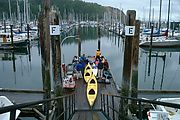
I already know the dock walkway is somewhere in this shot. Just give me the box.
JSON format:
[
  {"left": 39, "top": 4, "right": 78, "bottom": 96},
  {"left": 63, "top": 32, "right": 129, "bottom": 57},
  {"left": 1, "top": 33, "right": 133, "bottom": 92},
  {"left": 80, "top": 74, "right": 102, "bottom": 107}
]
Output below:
[{"left": 65, "top": 71, "right": 119, "bottom": 120}]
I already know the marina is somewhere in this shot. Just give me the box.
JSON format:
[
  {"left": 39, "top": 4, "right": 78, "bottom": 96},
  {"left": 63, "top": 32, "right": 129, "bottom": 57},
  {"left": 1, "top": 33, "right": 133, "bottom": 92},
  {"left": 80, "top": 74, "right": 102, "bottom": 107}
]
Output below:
[{"left": 0, "top": 0, "right": 180, "bottom": 120}]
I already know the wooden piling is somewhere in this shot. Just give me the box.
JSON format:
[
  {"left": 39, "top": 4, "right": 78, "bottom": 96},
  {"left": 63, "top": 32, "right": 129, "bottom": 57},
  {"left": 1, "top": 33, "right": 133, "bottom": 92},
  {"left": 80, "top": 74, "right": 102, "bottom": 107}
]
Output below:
[
  {"left": 12, "top": 51, "right": 16, "bottom": 72},
  {"left": 4, "top": 20, "right": 6, "bottom": 33},
  {"left": 97, "top": 24, "right": 101, "bottom": 50},
  {"left": 121, "top": 10, "right": 136, "bottom": 98},
  {"left": 39, "top": 0, "right": 51, "bottom": 119},
  {"left": 10, "top": 25, "right": 14, "bottom": 48},
  {"left": 148, "top": 25, "right": 154, "bottom": 76},
  {"left": 50, "top": 11, "right": 64, "bottom": 119},
  {"left": 27, "top": 24, "right": 30, "bottom": 40},
  {"left": 38, "top": 12, "right": 45, "bottom": 89},
  {"left": 120, "top": 10, "right": 136, "bottom": 119},
  {"left": 27, "top": 24, "right": 31, "bottom": 62},
  {"left": 78, "top": 23, "right": 81, "bottom": 57},
  {"left": 130, "top": 20, "right": 140, "bottom": 114}
]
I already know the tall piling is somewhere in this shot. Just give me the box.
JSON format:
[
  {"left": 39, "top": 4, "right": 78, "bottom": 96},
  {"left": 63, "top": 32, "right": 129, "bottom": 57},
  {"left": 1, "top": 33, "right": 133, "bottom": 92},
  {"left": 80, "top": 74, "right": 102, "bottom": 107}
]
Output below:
[
  {"left": 10, "top": 25, "right": 14, "bottom": 48},
  {"left": 38, "top": 0, "right": 51, "bottom": 119},
  {"left": 148, "top": 24, "right": 154, "bottom": 76},
  {"left": 4, "top": 20, "right": 6, "bottom": 33},
  {"left": 130, "top": 20, "right": 140, "bottom": 114},
  {"left": 97, "top": 23, "right": 101, "bottom": 50},
  {"left": 120, "top": 10, "right": 136, "bottom": 119},
  {"left": 78, "top": 23, "right": 81, "bottom": 57},
  {"left": 27, "top": 24, "right": 31, "bottom": 62},
  {"left": 50, "top": 11, "right": 64, "bottom": 119}
]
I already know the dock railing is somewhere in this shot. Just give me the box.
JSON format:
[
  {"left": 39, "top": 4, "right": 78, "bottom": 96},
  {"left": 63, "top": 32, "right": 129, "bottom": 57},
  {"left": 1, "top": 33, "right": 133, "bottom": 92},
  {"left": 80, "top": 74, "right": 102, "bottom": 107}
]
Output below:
[
  {"left": 101, "top": 93, "right": 180, "bottom": 120},
  {"left": 0, "top": 93, "right": 75, "bottom": 120}
]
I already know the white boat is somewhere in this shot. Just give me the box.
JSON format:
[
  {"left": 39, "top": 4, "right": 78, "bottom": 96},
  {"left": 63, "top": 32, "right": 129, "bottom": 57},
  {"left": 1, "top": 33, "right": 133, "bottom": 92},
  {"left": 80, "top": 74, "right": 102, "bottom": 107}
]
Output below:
[
  {"left": 63, "top": 75, "right": 75, "bottom": 89},
  {"left": 0, "top": 96, "right": 21, "bottom": 120},
  {"left": 139, "top": 37, "right": 180, "bottom": 48},
  {"left": 0, "top": 33, "right": 28, "bottom": 48},
  {"left": 63, "top": 64, "right": 76, "bottom": 89},
  {"left": 147, "top": 97, "right": 180, "bottom": 120}
]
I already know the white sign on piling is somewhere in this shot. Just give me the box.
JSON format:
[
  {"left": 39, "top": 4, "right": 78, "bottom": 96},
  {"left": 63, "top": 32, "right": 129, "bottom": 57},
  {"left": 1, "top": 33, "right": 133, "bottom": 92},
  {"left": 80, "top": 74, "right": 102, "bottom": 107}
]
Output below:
[
  {"left": 50, "top": 25, "right": 60, "bottom": 35},
  {"left": 125, "top": 26, "right": 135, "bottom": 36}
]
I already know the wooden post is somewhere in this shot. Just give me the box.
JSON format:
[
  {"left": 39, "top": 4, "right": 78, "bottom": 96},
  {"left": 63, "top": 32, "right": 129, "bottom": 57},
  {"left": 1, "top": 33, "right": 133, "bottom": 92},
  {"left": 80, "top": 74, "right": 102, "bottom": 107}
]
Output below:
[
  {"left": 130, "top": 20, "right": 140, "bottom": 114},
  {"left": 27, "top": 24, "right": 31, "bottom": 62},
  {"left": 97, "top": 23, "right": 101, "bottom": 50},
  {"left": 39, "top": 0, "right": 51, "bottom": 119},
  {"left": 10, "top": 25, "right": 14, "bottom": 48},
  {"left": 4, "top": 20, "right": 6, "bottom": 33},
  {"left": 148, "top": 25, "right": 154, "bottom": 76},
  {"left": 50, "top": 11, "right": 64, "bottom": 120},
  {"left": 27, "top": 24, "right": 30, "bottom": 40},
  {"left": 118, "top": 22, "right": 121, "bottom": 36},
  {"left": 120, "top": 10, "right": 136, "bottom": 119},
  {"left": 78, "top": 23, "right": 81, "bottom": 57},
  {"left": 12, "top": 51, "right": 16, "bottom": 72},
  {"left": 166, "top": 0, "right": 171, "bottom": 37}
]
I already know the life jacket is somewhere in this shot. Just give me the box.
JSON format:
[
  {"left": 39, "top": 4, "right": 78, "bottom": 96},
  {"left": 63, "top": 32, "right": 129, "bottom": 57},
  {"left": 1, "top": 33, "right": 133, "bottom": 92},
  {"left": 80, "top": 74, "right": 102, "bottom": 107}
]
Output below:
[{"left": 96, "top": 50, "right": 101, "bottom": 57}]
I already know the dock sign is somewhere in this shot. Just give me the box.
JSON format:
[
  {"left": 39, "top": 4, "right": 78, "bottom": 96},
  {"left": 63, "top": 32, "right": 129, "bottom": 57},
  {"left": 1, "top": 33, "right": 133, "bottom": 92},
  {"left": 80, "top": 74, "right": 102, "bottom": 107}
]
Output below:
[
  {"left": 50, "top": 25, "right": 60, "bottom": 35},
  {"left": 125, "top": 26, "right": 135, "bottom": 36}
]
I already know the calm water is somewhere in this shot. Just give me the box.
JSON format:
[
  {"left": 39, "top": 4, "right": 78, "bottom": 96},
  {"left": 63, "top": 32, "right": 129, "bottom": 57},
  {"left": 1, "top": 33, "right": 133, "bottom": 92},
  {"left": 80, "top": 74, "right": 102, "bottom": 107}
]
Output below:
[{"left": 0, "top": 27, "right": 180, "bottom": 92}]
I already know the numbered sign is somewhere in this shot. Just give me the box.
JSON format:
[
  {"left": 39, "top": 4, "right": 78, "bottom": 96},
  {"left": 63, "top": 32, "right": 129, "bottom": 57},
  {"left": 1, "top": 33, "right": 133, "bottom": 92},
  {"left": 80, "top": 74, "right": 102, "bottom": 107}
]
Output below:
[
  {"left": 50, "top": 25, "right": 60, "bottom": 35},
  {"left": 125, "top": 26, "right": 135, "bottom": 36}
]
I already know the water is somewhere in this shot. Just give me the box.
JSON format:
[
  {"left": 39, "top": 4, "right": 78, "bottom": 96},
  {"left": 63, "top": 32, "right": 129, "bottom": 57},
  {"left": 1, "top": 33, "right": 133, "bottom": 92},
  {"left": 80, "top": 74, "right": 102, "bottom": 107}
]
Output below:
[
  {"left": 0, "top": 27, "right": 180, "bottom": 92},
  {"left": 139, "top": 48, "right": 180, "bottom": 90}
]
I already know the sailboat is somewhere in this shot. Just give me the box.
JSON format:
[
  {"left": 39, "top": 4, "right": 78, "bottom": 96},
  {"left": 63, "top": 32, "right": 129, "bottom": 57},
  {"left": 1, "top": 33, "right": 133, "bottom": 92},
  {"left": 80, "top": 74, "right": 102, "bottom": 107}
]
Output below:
[{"left": 139, "top": 0, "right": 180, "bottom": 48}]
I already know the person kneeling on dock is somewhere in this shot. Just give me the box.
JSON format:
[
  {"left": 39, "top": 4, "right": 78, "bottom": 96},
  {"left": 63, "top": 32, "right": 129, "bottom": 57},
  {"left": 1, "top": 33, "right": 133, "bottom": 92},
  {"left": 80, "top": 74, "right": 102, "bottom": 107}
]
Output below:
[{"left": 103, "top": 59, "right": 109, "bottom": 71}]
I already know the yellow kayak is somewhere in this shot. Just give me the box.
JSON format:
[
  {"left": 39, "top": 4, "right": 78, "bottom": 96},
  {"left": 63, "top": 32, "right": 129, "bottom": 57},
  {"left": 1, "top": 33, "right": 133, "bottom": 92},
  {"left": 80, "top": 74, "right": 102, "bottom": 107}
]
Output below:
[
  {"left": 86, "top": 75, "right": 98, "bottom": 107},
  {"left": 84, "top": 63, "right": 93, "bottom": 83},
  {"left": 84, "top": 69, "right": 93, "bottom": 83},
  {"left": 85, "top": 63, "right": 92, "bottom": 71}
]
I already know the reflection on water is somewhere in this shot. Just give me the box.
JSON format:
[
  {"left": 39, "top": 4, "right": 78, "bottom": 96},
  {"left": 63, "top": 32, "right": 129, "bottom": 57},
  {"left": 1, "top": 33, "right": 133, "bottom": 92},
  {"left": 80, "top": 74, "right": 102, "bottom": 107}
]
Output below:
[
  {"left": 0, "top": 27, "right": 180, "bottom": 92},
  {"left": 139, "top": 48, "right": 180, "bottom": 91},
  {"left": 0, "top": 44, "right": 42, "bottom": 90}
]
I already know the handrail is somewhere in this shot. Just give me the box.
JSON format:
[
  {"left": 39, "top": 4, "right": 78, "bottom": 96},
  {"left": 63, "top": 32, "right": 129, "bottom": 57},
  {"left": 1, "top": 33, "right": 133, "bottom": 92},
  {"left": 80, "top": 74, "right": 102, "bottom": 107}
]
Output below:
[
  {"left": 0, "top": 94, "right": 73, "bottom": 114},
  {"left": 61, "top": 35, "right": 79, "bottom": 46},
  {"left": 101, "top": 93, "right": 180, "bottom": 109},
  {"left": 0, "top": 93, "right": 75, "bottom": 120},
  {"left": 101, "top": 93, "right": 180, "bottom": 120}
]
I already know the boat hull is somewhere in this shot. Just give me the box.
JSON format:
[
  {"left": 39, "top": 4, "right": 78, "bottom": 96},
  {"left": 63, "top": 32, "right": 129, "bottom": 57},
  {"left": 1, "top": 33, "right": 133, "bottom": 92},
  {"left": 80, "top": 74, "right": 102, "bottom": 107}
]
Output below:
[
  {"left": 0, "top": 96, "right": 21, "bottom": 120},
  {"left": 63, "top": 75, "right": 75, "bottom": 89},
  {"left": 139, "top": 39, "right": 180, "bottom": 48}
]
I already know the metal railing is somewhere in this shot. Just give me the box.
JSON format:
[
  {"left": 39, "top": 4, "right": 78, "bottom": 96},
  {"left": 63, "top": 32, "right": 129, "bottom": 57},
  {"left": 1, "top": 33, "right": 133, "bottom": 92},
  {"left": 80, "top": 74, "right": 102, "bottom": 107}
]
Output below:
[
  {"left": 101, "top": 93, "right": 180, "bottom": 120},
  {"left": 0, "top": 93, "right": 75, "bottom": 120}
]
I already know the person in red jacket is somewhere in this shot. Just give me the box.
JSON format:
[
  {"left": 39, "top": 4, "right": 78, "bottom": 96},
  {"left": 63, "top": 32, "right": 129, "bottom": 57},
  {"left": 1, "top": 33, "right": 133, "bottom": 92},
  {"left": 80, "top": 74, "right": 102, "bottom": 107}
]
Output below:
[{"left": 103, "top": 59, "right": 109, "bottom": 71}]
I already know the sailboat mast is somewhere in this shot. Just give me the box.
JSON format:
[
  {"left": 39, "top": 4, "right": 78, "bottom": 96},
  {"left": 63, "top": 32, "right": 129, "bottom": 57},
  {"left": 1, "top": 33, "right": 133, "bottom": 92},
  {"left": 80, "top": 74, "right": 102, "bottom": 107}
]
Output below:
[
  {"left": 152, "top": 8, "right": 154, "bottom": 23},
  {"left": 17, "top": 0, "right": 21, "bottom": 23},
  {"left": 8, "top": 0, "right": 12, "bottom": 23},
  {"left": 158, "top": 0, "right": 162, "bottom": 30},
  {"left": 148, "top": 0, "right": 152, "bottom": 28},
  {"left": 26, "top": 0, "right": 29, "bottom": 23},
  {"left": 24, "top": 0, "right": 26, "bottom": 24},
  {"left": 167, "top": 0, "right": 171, "bottom": 37}
]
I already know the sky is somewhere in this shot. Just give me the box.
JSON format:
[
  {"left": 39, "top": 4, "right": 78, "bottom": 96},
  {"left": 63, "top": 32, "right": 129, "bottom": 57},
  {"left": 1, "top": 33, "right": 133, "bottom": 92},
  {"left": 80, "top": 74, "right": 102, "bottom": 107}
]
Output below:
[{"left": 84, "top": 0, "right": 180, "bottom": 21}]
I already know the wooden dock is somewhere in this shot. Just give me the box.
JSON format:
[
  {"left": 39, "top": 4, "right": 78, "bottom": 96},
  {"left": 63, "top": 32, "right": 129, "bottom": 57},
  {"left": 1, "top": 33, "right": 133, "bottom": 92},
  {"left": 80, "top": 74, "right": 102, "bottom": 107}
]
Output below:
[{"left": 64, "top": 73, "right": 119, "bottom": 120}]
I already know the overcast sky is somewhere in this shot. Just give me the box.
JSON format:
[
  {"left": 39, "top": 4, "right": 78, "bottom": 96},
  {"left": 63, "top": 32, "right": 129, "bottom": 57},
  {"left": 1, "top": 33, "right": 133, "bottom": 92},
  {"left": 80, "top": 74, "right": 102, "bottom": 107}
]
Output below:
[{"left": 84, "top": 0, "right": 180, "bottom": 21}]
